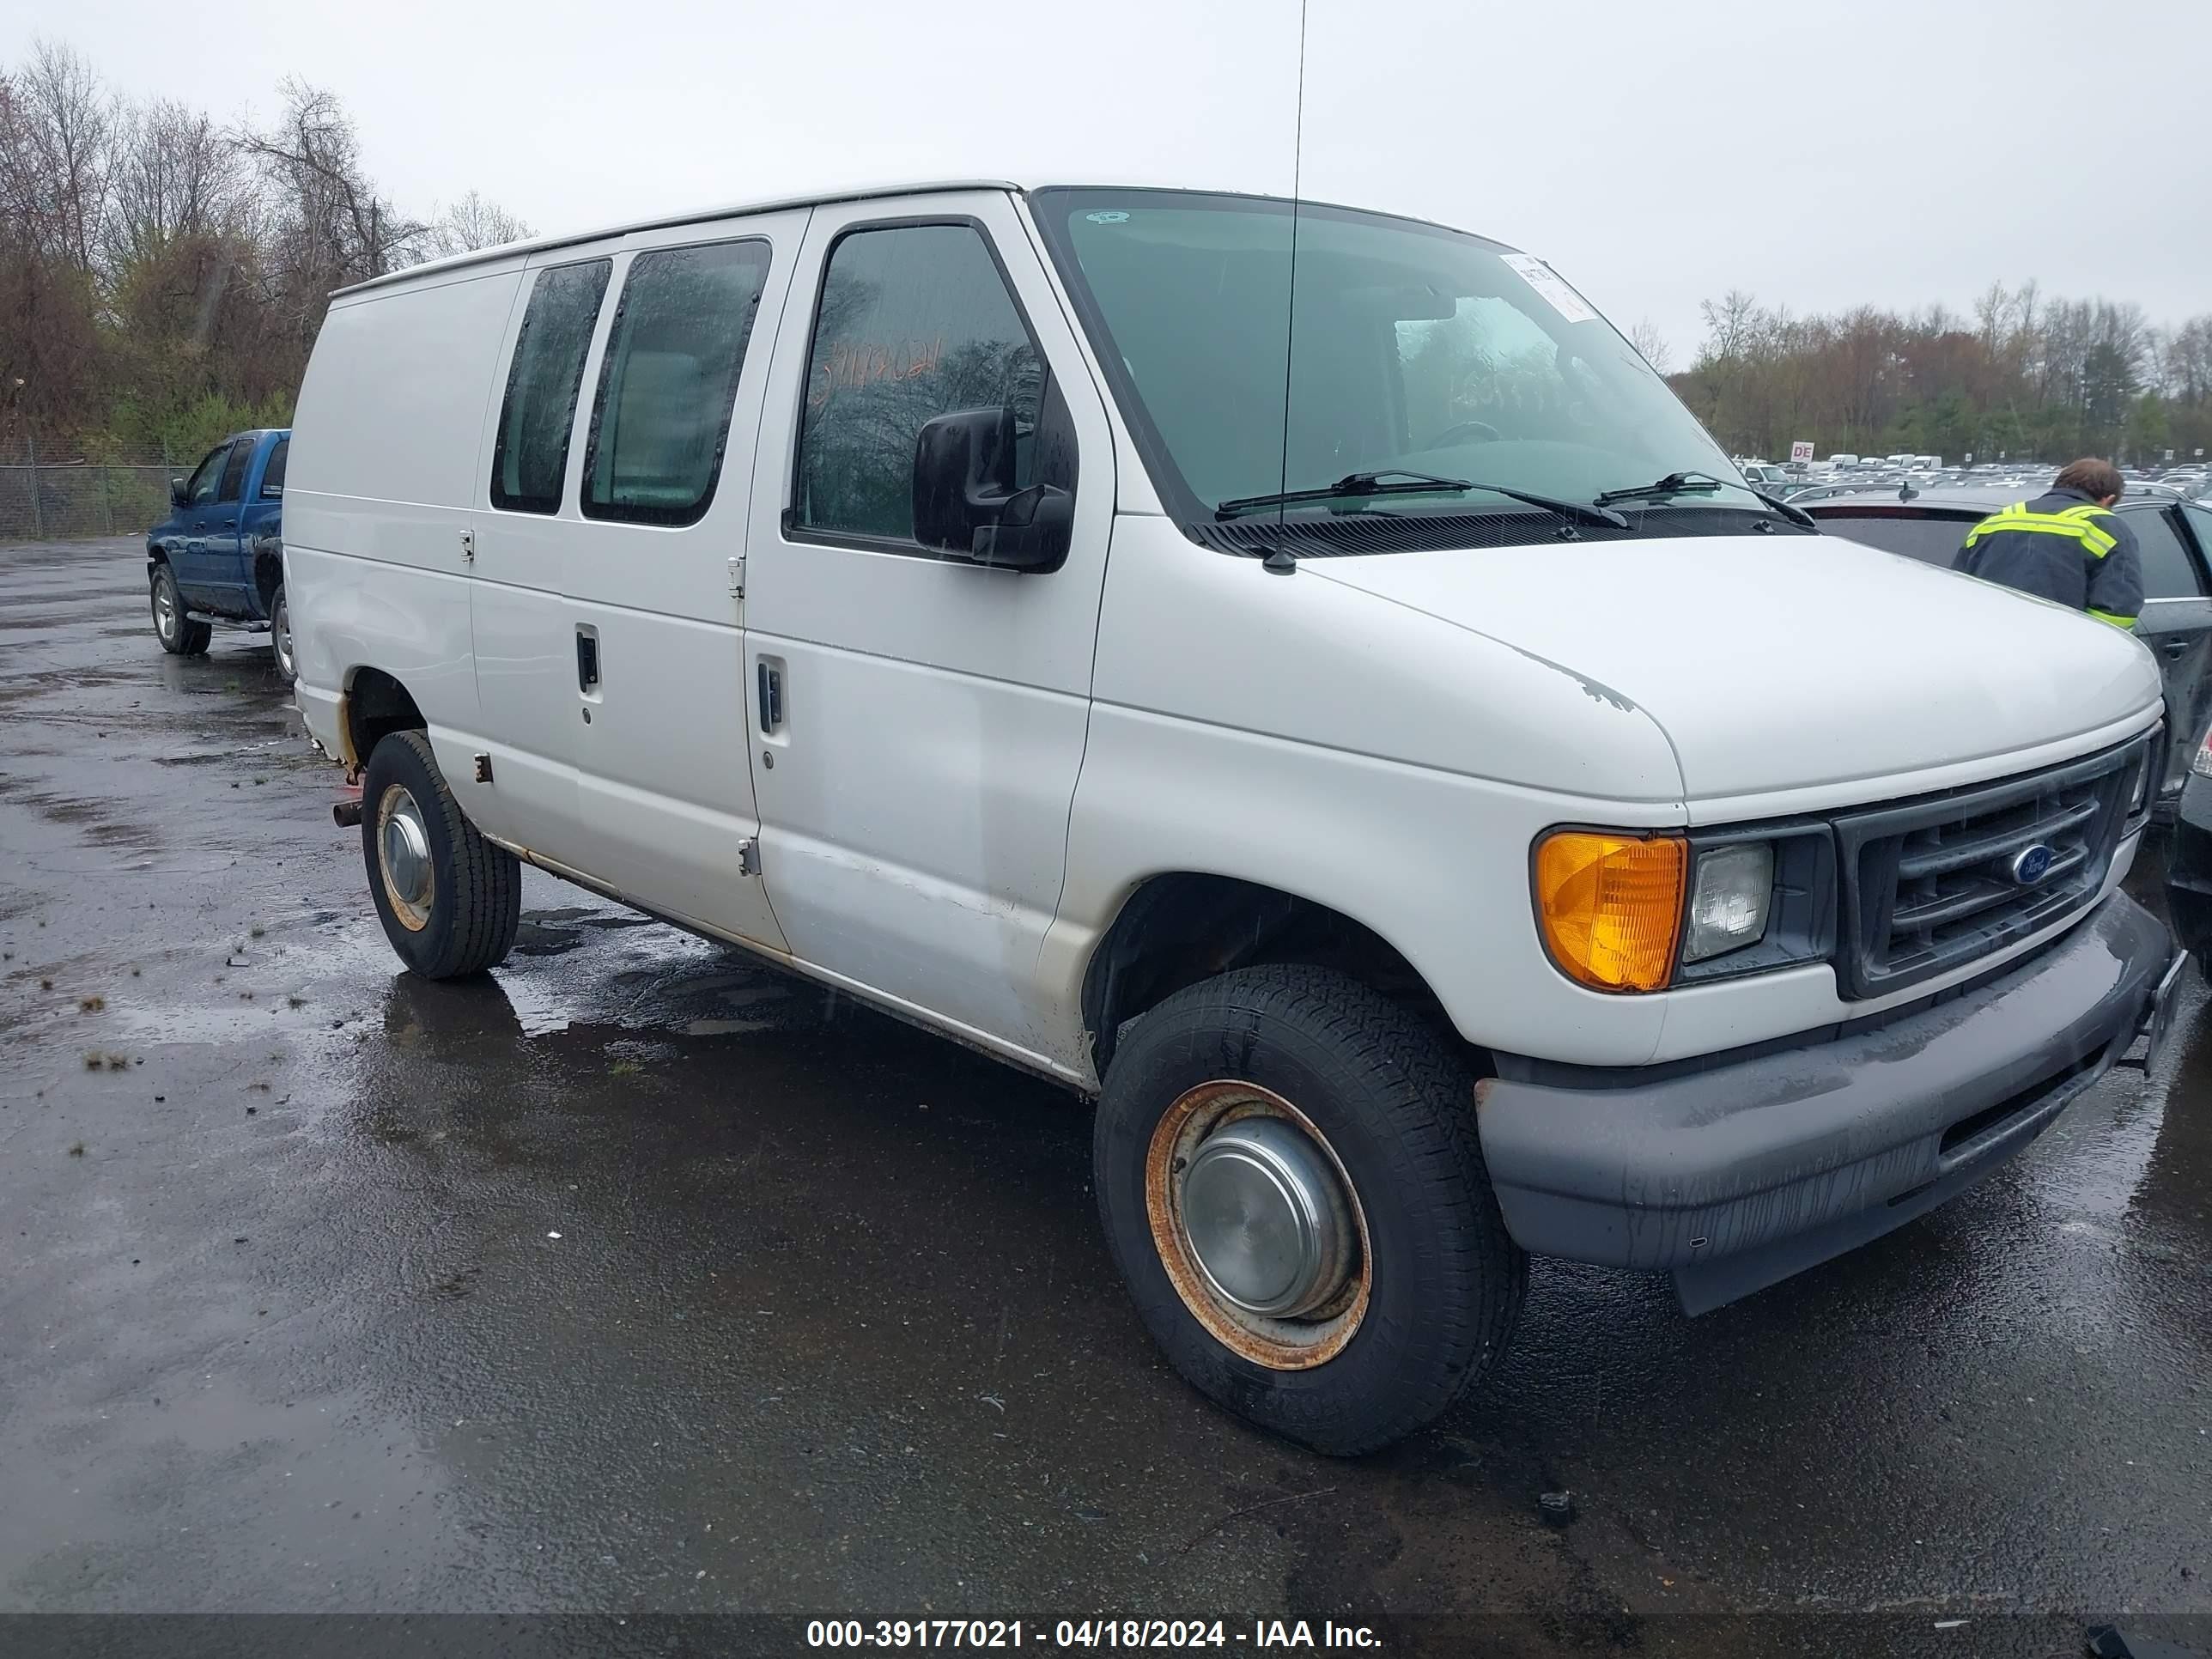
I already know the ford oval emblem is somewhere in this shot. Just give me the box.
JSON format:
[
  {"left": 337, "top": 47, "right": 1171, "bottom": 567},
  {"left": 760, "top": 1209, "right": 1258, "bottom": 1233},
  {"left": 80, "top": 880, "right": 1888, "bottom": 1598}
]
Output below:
[{"left": 2009, "top": 843, "right": 2057, "bottom": 886}]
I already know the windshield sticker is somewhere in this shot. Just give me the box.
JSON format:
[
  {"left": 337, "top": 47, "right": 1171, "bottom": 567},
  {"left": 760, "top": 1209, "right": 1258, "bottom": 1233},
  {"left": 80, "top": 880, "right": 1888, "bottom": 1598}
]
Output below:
[
  {"left": 1500, "top": 253, "right": 1598, "bottom": 325},
  {"left": 1085, "top": 210, "right": 1130, "bottom": 225}
]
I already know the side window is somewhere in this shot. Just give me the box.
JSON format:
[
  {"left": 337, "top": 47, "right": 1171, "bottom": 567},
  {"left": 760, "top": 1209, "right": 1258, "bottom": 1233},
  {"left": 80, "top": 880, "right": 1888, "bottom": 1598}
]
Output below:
[
  {"left": 582, "top": 240, "right": 773, "bottom": 526},
  {"left": 2177, "top": 505, "right": 2212, "bottom": 597},
  {"left": 2130, "top": 507, "right": 2205, "bottom": 600},
  {"left": 794, "top": 222, "right": 1042, "bottom": 544},
  {"left": 490, "top": 258, "right": 613, "bottom": 514},
  {"left": 185, "top": 444, "right": 230, "bottom": 506},
  {"left": 216, "top": 441, "right": 251, "bottom": 503},
  {"left": 258, "top": 438, "right": 289, "bottom": 499}
]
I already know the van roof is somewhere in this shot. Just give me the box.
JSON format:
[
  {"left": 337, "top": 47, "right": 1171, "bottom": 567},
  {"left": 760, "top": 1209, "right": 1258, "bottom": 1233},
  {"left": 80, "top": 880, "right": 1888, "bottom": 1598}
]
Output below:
[
  {"left": 334, "top": 179, "right": 1025, "bottom": 298},
  {"left": 331, "top": 179, "right": 1510, "bottom": 299}
]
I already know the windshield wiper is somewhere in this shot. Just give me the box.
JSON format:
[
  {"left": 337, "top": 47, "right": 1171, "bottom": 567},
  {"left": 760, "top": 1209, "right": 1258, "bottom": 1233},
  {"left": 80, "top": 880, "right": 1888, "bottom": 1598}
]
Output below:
[
  {"left": 1595, "top": 470, "right": 1816, "bottom": 527},
  {"left": 1218, "top": 470, "right": 1630, "bottom": 530}
]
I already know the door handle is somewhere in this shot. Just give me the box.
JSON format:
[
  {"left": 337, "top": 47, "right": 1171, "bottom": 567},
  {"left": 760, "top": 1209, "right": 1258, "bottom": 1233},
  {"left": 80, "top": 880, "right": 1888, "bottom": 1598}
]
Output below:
[
  {"left": 576, "top": 630, "right": 600, "bottom": 692},
  {"left": 2160, "top": 639, "right": 2193, "bottom": 659},
  {"left": 757, "top": 662, "right": 783, "bottom": 732}
]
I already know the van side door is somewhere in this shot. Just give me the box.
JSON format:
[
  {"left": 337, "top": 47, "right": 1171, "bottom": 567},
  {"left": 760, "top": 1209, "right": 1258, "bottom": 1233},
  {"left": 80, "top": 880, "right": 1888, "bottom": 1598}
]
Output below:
[
  {"left": 554, "top": 213, "right": 803, "bottom": 949},
  {"left": 465, "top": 254, "right": 616, "bottom": 870},
  {"left": 740, "top": 191, "right": 1116, "bottom": 1065}
]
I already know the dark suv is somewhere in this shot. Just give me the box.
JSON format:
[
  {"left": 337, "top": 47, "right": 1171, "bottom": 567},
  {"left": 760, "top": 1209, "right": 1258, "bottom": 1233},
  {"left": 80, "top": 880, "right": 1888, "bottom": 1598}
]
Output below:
[
  {"left": 1804, "top": 486, "right": 2212, "bottom": 810},
  {"left": 146, "top": 428, "right": 293, "bottom": 679}
]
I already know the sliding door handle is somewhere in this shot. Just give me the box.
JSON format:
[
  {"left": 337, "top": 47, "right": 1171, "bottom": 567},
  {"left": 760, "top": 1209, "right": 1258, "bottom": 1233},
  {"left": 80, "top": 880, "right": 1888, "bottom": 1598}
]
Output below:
[
  {"left": 757, "top": 662, "right": 783, "bottom": 732},
  {"left": 576, "top": 630, "right": 600, "bottom": 692}
]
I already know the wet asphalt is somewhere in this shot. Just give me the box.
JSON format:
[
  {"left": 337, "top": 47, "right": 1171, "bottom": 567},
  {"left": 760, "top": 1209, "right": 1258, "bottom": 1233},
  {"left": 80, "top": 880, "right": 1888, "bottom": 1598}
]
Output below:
[{"left": 1, "top": 536, "right": 2208, "bottom": 1657}]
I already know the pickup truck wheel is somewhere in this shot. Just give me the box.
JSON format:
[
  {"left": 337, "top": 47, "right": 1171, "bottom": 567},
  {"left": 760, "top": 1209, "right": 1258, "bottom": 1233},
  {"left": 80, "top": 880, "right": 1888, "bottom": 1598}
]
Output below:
[
  {"left": 151, "top": 565, "right": 210, "bottom": 656},
  {"left": 1094, "top": 963, "right": 1524, "bottom": 1455},
  {"left": 269, "top": 586, "right": 296, "bottom": 682},
  {"left": 361, "top": 730, "right": 520, "bottom": 979}
]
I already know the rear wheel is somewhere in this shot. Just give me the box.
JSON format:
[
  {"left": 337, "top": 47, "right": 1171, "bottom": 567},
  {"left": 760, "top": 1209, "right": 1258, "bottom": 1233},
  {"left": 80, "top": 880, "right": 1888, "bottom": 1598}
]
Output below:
[
  {"left": 269, "top": 586, "right": 296, "bottom": 682},
  {"left": 151, "top": 564, "right": 210, "bottom": 656},
  {"left": 1094, "top": 963, "right": 1525, "bottom": 1455},
  {"left": 361, "top": 730, "right": 520, "bottom": 979}
]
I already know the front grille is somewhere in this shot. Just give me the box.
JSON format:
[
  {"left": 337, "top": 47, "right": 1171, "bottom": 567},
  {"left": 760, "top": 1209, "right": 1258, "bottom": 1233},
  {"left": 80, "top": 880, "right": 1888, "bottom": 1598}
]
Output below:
[{"left": 1835, "top": 738, "right": 2143, "bottom": 999}]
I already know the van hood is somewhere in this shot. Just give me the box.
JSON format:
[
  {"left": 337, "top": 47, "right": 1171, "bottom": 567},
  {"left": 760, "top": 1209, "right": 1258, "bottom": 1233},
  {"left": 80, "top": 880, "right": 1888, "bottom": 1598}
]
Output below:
[{"left": 1305, "top": 532, "right": 2162, "bottom": 804}]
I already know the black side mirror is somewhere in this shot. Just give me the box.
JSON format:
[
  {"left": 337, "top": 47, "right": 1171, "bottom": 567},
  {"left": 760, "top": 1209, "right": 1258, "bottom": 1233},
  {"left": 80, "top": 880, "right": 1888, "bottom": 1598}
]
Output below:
[
  {"left": 912, "top": 406, "right": 1072, "bottom": 572},
  {"left": 169, "top": 477, "right": 188, "bottom": 507}
]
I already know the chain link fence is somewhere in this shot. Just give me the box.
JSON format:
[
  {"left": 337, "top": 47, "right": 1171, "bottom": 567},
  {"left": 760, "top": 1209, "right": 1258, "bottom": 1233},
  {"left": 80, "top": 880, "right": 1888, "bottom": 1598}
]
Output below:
[{"left": 0, "top": 439, "right": 181, "bottom": 545}]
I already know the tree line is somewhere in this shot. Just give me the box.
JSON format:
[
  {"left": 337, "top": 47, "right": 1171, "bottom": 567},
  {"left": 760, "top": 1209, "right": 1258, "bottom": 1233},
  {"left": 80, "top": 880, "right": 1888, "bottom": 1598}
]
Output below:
[
  {"left": 1666, "top": 284, "right": 2212, "bottom": 468},
  {"left": 1, "top": 39, "right": 527, "bottom": 460}
]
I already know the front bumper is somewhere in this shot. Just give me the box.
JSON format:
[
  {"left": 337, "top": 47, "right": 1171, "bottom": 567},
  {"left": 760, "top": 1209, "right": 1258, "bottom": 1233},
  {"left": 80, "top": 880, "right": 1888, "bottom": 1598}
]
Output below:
[{"left": 1475, "top": 892, "right": 2172, "bottom": 1314}]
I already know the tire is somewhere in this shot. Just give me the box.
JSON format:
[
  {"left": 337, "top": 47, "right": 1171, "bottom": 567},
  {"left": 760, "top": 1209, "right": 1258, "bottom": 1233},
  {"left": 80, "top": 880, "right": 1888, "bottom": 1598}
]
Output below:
[
  {"left": 361, "top": 730, "right": 520, "bottom": 979},
  {"left": 151, "top": 563, "right": 210, "bottom": 656},
  {"left": 269, "top": 585, "right": 296, "bottom": 683},
  {"left": 1094, "top": 963, "right": 1525, "bottom": 1455}
]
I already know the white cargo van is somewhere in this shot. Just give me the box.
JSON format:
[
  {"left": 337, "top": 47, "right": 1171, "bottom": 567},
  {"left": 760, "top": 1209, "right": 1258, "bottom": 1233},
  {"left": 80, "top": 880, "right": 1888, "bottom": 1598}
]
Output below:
[{"left": 287, "top": 182, "right": 2180, "bottom": 1454}]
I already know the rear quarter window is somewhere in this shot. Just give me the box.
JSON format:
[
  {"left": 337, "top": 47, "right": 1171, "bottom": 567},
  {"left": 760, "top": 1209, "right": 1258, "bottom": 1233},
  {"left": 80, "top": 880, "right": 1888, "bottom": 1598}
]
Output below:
[
  {"left": 491, "top": 258, "right": 614, "bottom": 514},
  {"left": 1811, "top": 511, "right": 1973, "bottom": 567},
  {"left": 258, "top": 439, "right": 288, "bottom": 499}
]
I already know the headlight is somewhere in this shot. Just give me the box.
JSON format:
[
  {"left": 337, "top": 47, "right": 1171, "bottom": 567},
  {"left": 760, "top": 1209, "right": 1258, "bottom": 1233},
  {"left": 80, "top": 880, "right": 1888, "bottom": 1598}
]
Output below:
[
  {"left": 1532, "top": 830, "right": 1685, "bottom": 993},
  {"left": 1682, "top": 842, "right": 1774, "bottom": 963},
  {"left": 2191, "top": 727, "right": 2211, "bottom": 782}
]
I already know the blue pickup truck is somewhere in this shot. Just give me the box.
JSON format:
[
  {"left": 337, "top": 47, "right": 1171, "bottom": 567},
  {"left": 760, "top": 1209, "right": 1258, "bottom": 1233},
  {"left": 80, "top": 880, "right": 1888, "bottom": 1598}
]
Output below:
[{"left": 146, "top": 428, "right": 294, "bottom": 679}]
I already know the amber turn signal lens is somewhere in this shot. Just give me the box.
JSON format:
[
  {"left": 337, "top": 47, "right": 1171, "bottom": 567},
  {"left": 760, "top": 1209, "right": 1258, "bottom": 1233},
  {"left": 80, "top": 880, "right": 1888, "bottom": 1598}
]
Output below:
[{"left": 1534, "top": 831, "right": 1686, "bottom": 993}]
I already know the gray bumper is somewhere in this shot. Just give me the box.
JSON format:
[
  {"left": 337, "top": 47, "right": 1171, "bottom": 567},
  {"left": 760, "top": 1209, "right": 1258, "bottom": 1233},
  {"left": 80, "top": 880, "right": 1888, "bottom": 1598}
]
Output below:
[{"left": 1475, "top": 892, "right": 2172, "bottom": 1314}]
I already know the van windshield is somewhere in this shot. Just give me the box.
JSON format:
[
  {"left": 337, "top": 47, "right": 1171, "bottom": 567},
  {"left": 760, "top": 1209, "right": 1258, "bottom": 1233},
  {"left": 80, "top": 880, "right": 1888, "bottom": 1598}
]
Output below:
[{"left": 1030, "top": 188, "right": 1750, "bottom": 538}]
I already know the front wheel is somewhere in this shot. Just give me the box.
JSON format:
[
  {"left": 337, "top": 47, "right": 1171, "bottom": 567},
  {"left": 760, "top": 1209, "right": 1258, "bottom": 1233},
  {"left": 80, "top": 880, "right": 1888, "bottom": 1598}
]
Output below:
[
  {"left": 361, "top": 730, "right": 520, "bottom": 979},
  {"left": 151, "top": 564, "right": 210, "bottom": 656},
  {"left": 1094, "top": 964, "right": 1525, "bottom": 1455},
  {"left": 269, "top": 585, "right": 296, "bottom": 682}
]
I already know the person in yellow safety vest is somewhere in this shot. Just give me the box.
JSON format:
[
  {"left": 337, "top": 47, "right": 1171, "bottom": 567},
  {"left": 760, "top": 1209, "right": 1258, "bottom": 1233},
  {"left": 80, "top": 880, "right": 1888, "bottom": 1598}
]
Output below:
[{"left": 1952, "top": 457, "right": 2142, "bottom": 629}]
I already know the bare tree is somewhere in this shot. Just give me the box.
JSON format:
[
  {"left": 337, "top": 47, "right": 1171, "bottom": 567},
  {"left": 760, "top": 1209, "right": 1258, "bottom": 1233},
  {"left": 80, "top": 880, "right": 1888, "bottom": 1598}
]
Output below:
[
  {"left": 429, "top": 188, "right": 532, "bottom": 258},
  {"left": 1696, "top": 289, "right": 1762, "bottom": 364},
  {"left": 8, "top": 39, "right": 112, "bottom": 272},
  {"left": 1626, "top": 317, "right": 1671, "bottom": 374},
  {"left": 234, "top": 76, "right": 428, "bottom": 313},
  {"left": 105, "top": 97, "right": 244, "bottom": 270}
]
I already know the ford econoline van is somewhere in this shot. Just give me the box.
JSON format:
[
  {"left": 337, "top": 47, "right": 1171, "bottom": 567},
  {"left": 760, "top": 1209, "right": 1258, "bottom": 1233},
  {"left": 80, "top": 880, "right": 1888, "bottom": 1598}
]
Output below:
[{"left": 286, "top": 182, "right": 2181, "bottom": 1454}]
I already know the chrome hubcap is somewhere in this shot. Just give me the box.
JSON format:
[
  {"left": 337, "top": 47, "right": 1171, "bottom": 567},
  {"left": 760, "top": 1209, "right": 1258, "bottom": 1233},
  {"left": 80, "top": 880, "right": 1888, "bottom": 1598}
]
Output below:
[
  {"left": 272, "top": 599, "right": 293, "bottom": 676},
  {"left": 153, "top": 579, "right": 176, "bottom": 640},
  {"left": 1182, "top": 1117, "right": 1347, "bottom": 1317},
  {"left": 1146, "top": 1081, "right": 1370, "bottom": 1370},
  {"left": 377, "top": 786, "right": 434, "bottom": 932}
]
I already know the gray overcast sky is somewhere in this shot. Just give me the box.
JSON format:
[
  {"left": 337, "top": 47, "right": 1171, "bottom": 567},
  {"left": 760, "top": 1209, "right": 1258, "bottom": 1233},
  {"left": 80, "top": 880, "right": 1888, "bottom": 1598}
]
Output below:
[{"left": 9, "top": 0, "right": 2209, "bottom": 360}]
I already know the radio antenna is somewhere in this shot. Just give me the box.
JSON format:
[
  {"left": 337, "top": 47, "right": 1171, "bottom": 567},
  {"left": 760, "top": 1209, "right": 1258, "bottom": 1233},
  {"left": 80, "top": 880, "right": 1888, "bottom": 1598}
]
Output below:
[{"left": 1274, "top": 0, "right": 1309, "bottom": 526}]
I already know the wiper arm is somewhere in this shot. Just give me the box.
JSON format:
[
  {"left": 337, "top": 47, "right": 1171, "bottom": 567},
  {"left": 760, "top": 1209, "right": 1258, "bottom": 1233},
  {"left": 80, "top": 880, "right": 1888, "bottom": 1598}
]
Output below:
[
  {"left": 1217, "top": 470, "right": 1474, "bottom": 516},
  {"left": 1219, "top": 470, "right": 1630, "bottom": 530},
  {"left": 1594, "top": 470, "right": 1726, "bottom": 505},
  {"left": 1596, "top": 469, "right": 1816, "bottom": 528}
]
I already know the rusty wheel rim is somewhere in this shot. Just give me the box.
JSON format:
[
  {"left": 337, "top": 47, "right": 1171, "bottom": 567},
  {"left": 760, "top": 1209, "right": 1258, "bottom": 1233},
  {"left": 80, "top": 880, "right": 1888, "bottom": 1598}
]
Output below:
[{"left": 1145, "top": 1080, "right": 1370, "bottom": 1370}]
